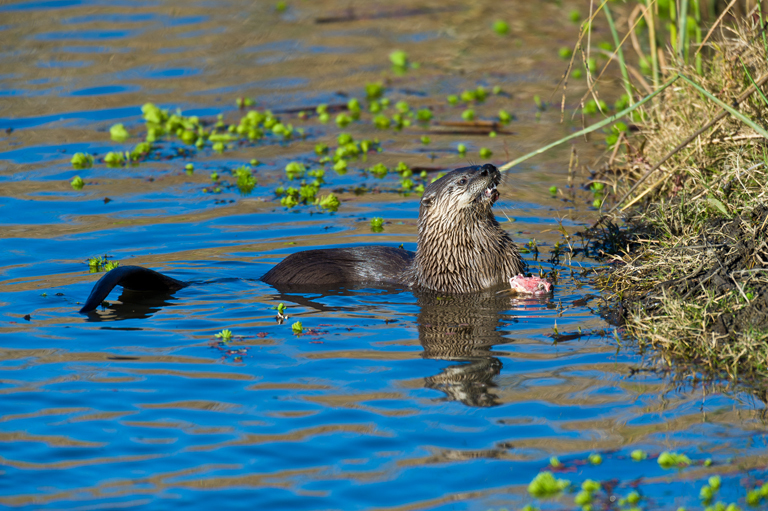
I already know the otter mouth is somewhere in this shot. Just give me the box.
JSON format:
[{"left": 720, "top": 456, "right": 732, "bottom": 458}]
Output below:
[{"left": 484, "top": 185, "right": 500, "bottom": 204}]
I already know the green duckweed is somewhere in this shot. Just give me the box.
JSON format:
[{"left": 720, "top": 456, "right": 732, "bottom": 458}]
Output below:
[
  {"left": 71, "top": 152, "right": 94, "bottom": 169},
  {"left": 493, "top": 20, "right": 509, "bottom": 35}
]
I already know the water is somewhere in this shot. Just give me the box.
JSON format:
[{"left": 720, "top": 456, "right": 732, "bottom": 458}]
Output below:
[{"left": 1, "top": 1, "right": 767, "bottom": 509}]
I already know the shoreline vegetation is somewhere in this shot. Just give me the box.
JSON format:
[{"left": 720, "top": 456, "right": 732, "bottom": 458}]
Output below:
[{"left": 506, "top": 0, "right": 768, "bottom": 389}]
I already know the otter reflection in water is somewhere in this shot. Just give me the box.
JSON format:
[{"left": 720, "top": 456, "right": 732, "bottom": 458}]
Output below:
[
  {"left": 269, "top": 285, "right": 544, "bottom": 408},
  {"left": 416, "top": 289, "right": 534, "bottom": 407},
  {"left": 79, "top": 164, "right": 527, "bottom": 313}
]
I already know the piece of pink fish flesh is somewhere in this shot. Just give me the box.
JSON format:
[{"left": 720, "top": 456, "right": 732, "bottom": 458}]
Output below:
[{"left": 509, "top": 274, "right": 552, "bottom": 295}]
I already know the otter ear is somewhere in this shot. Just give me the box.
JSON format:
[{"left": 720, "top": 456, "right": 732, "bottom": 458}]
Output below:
[{"left": 420, "top": 190, "right": 437, "bottom": 208}]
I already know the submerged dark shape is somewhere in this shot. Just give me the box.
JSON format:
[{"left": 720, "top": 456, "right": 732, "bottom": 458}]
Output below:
[{"left": 79, "top": 164, "right": 524, "bottom": 313}]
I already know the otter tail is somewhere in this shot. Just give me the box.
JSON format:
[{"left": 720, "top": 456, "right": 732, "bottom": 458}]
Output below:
[{"left": 79, "top": 265, "right": 187, "bottom": 313}]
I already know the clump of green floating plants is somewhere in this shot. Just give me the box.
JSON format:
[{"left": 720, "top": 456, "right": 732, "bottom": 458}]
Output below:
[
  {"left": 583, "top": 98, "right": 608, "bottom": 115},
  {"left": 236, "top": 97, "right": 254, "bottom": 108},
  {"left": 71, "top": 175, "right": 85, "bottom": 190},
  {"left": 215, "top": 329, "right": 233, "bottom": 342},
  {"left": 366, "top": 82, "right": 384, "bottom": 100},
  {"left": 233, "top": 165, "right": 257, "bottom": 195},
  {"left": 493, "top": 19, "right": 509, "bottom": 35},
  {"left": 109, "top": 123, "right": 130, "bottom": 142},
  {"left": 574, "top": 479, "right": 601, "bottom": 507},
  {"left": 658, "top": 451, "right": 691, "bottom": 469},
  {"left": 368, "top": 162, "right": 388, "bottom": 178},
  {"left": 370, "top": 217, "right": 384, "bottom": 232},
  {"left": 528, "top": 472, "right": 570, "bottom": 498},
  {"left": 104, "top": 151, "right": 126, "bottom": 167},
  {"left": 291, "top": 321, "right": 303, "bottom": 334},
  {"left": 87, "top": 255, "right": 119, "bottom": 273},
  {"left": 71, "top": 152, "right": 93, "bottom": 169},
  {"left": 316, "top": 193, "right": 340, "bottom": 212},
  {"left": 389, "top": 50, "right": 418, "bottom": 74}
]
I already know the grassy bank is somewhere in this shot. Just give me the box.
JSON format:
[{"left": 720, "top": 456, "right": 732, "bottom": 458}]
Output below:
[{"left": 585, "top": 7, "right": 768, "bottom": 386}]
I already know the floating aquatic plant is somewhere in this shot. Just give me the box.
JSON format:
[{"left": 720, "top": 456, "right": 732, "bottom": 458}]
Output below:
[
  {"left": 234, "top": 166, "right": 256, "bottom": 195},
  {"left": 316, "top": 193, "right": 340, "bottom": 212},
  {"left": 109, "top": 123, "right": 130, "bottom": 142},
  {"left": 658, "top": 451, "right": 691, "bottom": 469},
  {"left": 528, "top": 471, "right": 570, "bottom": 498},
  {"left": 493, "top": 20, "right": 509, "bottom": 36},
  {"left": 215, "top": 329, "right": 233, "bottom": 342},
  {"left": 71, "top": 176, "right": 85, "bottom": 190},
  {"left": 370, "top": 217, "right": 384, "bottom": 232},
  {"left": 71, "top": 153, "right": 93, "bottom": 169},
  {"left": 389, "top": 50, "right": 409, "bottom": 74},
  {"left": 104, "top": 151, "right": 126, "bottom": 167}
]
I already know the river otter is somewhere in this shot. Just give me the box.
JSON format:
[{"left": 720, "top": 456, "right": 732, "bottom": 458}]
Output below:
[{"left": 79, "top": 163, "right": 525, "bottom": 313}]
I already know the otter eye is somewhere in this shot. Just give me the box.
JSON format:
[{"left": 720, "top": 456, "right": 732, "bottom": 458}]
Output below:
[{"left": 458, "top": 178, "right": 467, "bottom": 185}]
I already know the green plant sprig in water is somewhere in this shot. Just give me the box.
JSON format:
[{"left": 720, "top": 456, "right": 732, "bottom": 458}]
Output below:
[
  {"left": 71, "top": 153, "right": 94, "bottom": 169},
  {"left": 316, "top": 193, "right": 340, "bottom": 212},
  {"left": 233, "top": 165, "right": 257, "bottom": 195},
  {"left": 658, "top": 451, "right": 691, "bottom": 469},
  {"left": 370, "top": 217, "right": 384, "bottom": 232},
  {"left": 87, "top": 255, "right": 120, "bottom": 273},
  {"left": 71, "top": 175, "right": 85, "bottom": 190},
  {"left": 109, "top": 123, "right": 130, "bottom": 142},
  {"left": 215, "top": 329, "right": 233, "bottom": 342},
  {"left": 528, "top": 471, "right": 570, "bottom": 498}
]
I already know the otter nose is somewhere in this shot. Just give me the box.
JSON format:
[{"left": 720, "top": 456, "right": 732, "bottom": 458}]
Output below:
[{"left": 479, "top": 163, "right": 496, "bottom": 176}]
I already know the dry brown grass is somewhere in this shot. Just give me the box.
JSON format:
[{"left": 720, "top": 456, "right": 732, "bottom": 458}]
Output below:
[{"left": 596, "top": 16, "right": 768, "bottom": 386}]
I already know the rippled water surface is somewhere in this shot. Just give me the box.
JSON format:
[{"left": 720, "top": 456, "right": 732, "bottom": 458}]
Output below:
[{"left": 2, "top": 1, "right": 768, "bottom": 509}]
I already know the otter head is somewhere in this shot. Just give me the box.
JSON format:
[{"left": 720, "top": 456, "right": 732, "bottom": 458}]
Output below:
[
  {"left": 418, "top": 163, "right": 501, "bottom": 221},
  {"left": 411, "top": 163, "right": 522, "bottom": 293}
]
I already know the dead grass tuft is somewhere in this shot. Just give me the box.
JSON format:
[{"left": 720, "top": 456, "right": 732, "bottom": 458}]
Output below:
[{"left": 597, "top": 17, "right": 768, "bottom": 387}]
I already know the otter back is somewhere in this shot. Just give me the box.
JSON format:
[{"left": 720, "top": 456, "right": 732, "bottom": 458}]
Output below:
[{"left": 261, "top": 246, "right": 415, "bottom": 286}]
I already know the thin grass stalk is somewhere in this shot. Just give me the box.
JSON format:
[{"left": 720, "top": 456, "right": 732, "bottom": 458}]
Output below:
[
  {"left": 668, "top": 0, "right": 678, "bottom": 51},
  {"left": 692, "top": 0, "right": 703, "bottom": 74},
  {"left": 678, "top": 0, "right": 690, "bottom": 62},
  {"left": 677, "top": 73, "right": 768, "bottom": 138},
  {"left": 759, "top": 1, "right": 768, "bottom": 56},
  {"left": 499, "top": 75, "right": 679, "bottom": 172},
  {"left": 604, "top": 3, "right": 634, "bottom": 105},
  {"left": 739, "top": 56, "right": 768, "bottom": 107},
  {"left": 646, "top": 0, "right": 660, "bottom": 89}
]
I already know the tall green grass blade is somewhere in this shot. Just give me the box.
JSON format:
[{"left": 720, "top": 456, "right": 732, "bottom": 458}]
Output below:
[
  {"left": 678, "top": 0, "right": 689, "bottom": 62},
  {"left": 499, "top": 75, "right": 680, "bottom": 172},
  {"left": 678, "top": 73, "right": 768, "bottom": 139},
  {"left": 646, "top": 0, "right": 660, "bottom": 89},
  {"left": 759, "top": 1, "right": 768, "bottom": 57},
  {"left": 739, "top": 57, "right": 768, "bottom": 108},
  {"left": 604, "top": 3, "right": 633, "bottom": 106}
]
